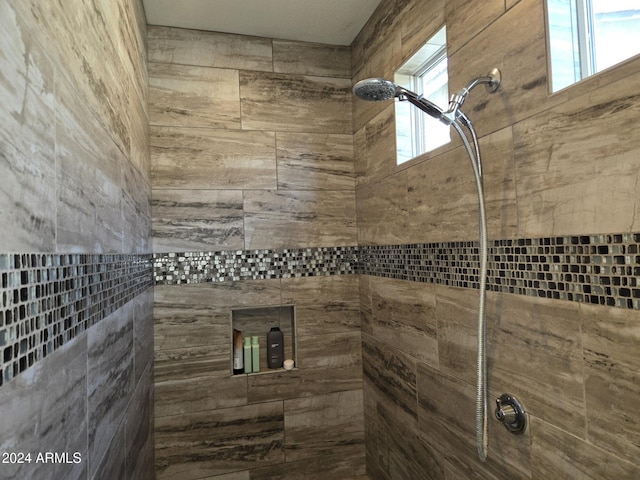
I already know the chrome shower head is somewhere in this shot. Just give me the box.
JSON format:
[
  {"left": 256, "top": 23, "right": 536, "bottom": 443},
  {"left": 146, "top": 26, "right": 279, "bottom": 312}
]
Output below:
[
  {"left": 353, "top": 77, "right": 448, "bottom": 123},
  {"left": 353, "top": 78, "right": 398, "bottom": 101}
]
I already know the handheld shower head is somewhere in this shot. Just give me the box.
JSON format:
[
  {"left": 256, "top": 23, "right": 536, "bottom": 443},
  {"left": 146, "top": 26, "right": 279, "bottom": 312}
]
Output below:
[
  {"left": 353, "top": 78, "right": 398, "bottom": 102},
  {"left": 353, "top": 77, "right": 448, "bottom": 124}
]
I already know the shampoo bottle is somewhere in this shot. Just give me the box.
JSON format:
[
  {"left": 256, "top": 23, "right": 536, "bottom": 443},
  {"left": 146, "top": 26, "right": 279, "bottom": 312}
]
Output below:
[
  {"left": 243, "top": 336, "right": 252, "bottom": 374},
  {"left": 267, "top": 327, "right": 284, "bottom": 369},
  {"left": 251, "top": 336, "right": 260, "bottom": 373}
]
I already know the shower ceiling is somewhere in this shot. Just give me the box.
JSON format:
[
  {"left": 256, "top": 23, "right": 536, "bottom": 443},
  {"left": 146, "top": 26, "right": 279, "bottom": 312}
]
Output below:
[{"left": 142, "top": 0, "right": 383, "bottom": 46}]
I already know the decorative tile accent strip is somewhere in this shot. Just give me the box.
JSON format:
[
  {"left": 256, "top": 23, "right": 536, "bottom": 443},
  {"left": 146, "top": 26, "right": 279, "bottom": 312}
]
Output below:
[
  {"left": 0, "top": 253, "right": 153, "bottom": 388},
  {"left": 362, "top": 233, "right": 640, "bottom": 310},
  {"left": 154, "top": 233, "right": 640, "bottom": 310},
  {"left": 488, "top": 233, "right": 640, "bottom": 309},
  {"left": 153, "top": 247, "right": 360, "bottom": 284}
]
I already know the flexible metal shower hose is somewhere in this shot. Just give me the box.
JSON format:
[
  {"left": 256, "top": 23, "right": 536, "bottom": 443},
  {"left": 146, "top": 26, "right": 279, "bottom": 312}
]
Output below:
[{"left": 451, "top": 119, "right": 489, "bottom": 462}]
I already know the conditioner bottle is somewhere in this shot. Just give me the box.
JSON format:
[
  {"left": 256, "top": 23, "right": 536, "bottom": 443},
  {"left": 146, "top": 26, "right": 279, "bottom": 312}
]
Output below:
[
  {"left": 243, "top": 336, "right": 252, "bottom": 374},
  {"left": 251, "top": 336, "right": 260, "bottom": 373}
]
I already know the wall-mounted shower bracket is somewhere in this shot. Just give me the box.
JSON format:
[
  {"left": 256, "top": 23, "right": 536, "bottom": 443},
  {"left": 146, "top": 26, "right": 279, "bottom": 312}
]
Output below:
[
  {"left": 447, "top": 68, "right": 502, "bottom": 120},
  {"left": 484, "top": 68, "right": 501, "bottom": 93},
  {"left": 495, "top": 393, "right": 526, "bottom": 434}
]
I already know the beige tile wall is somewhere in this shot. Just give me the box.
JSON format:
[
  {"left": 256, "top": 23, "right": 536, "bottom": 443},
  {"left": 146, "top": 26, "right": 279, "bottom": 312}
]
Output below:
[
  {"left": 354, "top": 0, "right": 640, "bottom": 478},
  {"left": 0, "top": 0, "right": 154, "bottom": 479},
  {"left": 149, "top": 26, "right": 356, "bottom": 253},
  {"left": 149, "top": 26, "right": 364, "bottom": 479},
  {"left": 153, "top": 277, "right": 364, "bottom": 479}
]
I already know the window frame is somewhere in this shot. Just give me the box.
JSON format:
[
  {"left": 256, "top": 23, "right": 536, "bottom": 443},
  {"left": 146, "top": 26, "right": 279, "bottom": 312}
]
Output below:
[
  {"left": 546, "top": 0, "right": 640, "bottom": 92},
  {"left": 393, "top": 26, "right": 449, "bottom": 165}
]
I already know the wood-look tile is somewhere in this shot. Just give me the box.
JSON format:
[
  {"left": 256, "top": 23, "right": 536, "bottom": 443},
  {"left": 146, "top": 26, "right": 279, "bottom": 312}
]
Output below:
[
  {"left": 364, "top": 378, "right": 446, "bottom": 480},
  {"left": 247, "top": 332, "right": 363, "bottom": 403},
  {"left": 126, "top": 364, "right": 155, "bottom": 480},
  {"left": 353, "top": 127, "right": 367, "bottom": 182},
  {"left": 0, "top": 1, "right": 56, "bottom": 251},
  {"left": 133, "top": 289, "right": 155, "bottom": 386},
  {"left": 284, "top": 390, "right": 364, "bottom": 462},
  {"left": 14, "top": 0, "right": 135, "bottom": 156},
  {"left": 362, "top": 333, "right": 417, "bottom": 422},
  {"left": 417, "top": 363, "right": 531, "bottom": 480},
  {"left": 148, "top": 25, "right": 273, "bottom": 72},
  {"left": 401, "top": 0, "right": 445, "bottom": 62},
  {"left": 276, "top": 132, "right": 355, "bottom": 190},
  {"left": 360, "top": 104, "right": 397, "bottom": 184},
  {"left": 361, "top": 21, "right": 403, "bottom": 81},
  {"left": 150, "top": 126, "right": 277, "bottom": 189},
  {"left": 239, "top": 71, "right": 352, "bottom": 133},
  {"left": 211, "top": 472, "right": 250, "bottom": 480},
  {"left": 149, "top": 62, "right": 241, "bottom": 129},
  {"left": 369, "top": 276, "right": 438, "bottom": 366},
  {"left": 358, "top": 274, "right": 374, "bottom": 336},
  {"left": 281, "top": 275, "right": 361, "bottom": 336},
  {"left": 273, "top": 40, "right": 351, "bottom": 78},
  {"left": 94, "top": 420, "right": 127, "bottom": 480},
  {"left": 152, "top": 189, "right": 244, "bottom": 252},
  {"left": 88, "top": 307, "right": 135, "bottom": 480},
  {"left": 351, "top": 0, "right": 403, "bottom": 77},
  {"left": 109, "top": 0, "right": 148, "bottom": 113},
  {"left": 155, "top": 401, "right": 284, "bottom": 480},
  {"left": 435, "top": 286, "right": 479, "bottom": 384},
  {"left": 296, "top": 331, "right": 363, "bottom": 370},
  {"left": 243, "top": 190, "right": 356, "bottom": 249},
  {"left": 530, "top": 416, "right": 640, "bottom": 479},
  {"left": 406, "top": 126, "right": 517, "bottom": 243},
  {"left": 445, "top": 0, "right": 505, "bottom": 56},
  {"left": 92, "top": 0, "right": 147, "bottom": 133},
  {"left": 581, "top": 303, "right": 640, "bottom": 464},
  {"left": 513, "top": 70, "right": 640, "bottom": 237},
  {"left": 55, "top": 74, "right": 126, "bottom": 252},
  {"left": 122, "top": 154, "right": 152, "bottom": 254},
  {"left": 356, "top": 170, "right": 408, "bottom": 245},
  {"left": 488, "top": 293, "right": 586, "bottom": 439},
  {"left": 447, "top": 0, "right": 549, "bottom": 138},
  {"left": 247, "top": 367, "right": 363, "bottom": 405},
  {"left": 0, "top": 336, "right": 87, "bottom": 480},
  {"left": 249, "top": 450, "right": 366, "bottom": 480},
  {"left": 154, "top": 345, "right": 247, "bottom": 417},
  {"left": 77, "top": 0, "right": 134, "bottom": 156},
  {"left": 129, "top": 72, "right": 150, "bottom": 174},
  {"left": 155, "top": 345, "right": 229, "bottom": 385},
  {"left": 154, "top": 281, "right": 282, "bottom": 351}
]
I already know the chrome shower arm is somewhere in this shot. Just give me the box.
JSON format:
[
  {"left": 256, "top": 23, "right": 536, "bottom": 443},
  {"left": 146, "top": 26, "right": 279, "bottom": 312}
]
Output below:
[{"left": 447, "top": 68, "right": 502, "bottom": 118}]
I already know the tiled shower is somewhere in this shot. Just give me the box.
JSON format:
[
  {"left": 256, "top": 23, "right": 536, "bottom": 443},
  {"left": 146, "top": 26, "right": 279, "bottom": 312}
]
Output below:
[{"left": 2, "top": 0, "right": 640, "bottom": 480}]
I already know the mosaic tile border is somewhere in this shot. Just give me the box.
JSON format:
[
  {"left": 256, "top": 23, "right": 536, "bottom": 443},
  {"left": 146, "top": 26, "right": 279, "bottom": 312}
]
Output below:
[
  {"left": 4, "top": 233, "right": 635, "bottom": 388},
  {"left": 154, "top": 232, "right": 640, "bottom": 310},
  {"left": 153, "top": 246, "right": 359, "bottom": 284},
  {"left": 0, "top": 253, "right": 153, "bottom": 388},
  {"left": 361, "top": 233, "right": 640, "bottom": 309}
]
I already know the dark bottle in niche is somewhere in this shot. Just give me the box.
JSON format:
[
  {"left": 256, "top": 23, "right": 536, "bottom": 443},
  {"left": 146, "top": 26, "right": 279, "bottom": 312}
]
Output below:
[{"left": 267, "top": 327, "right": 284, "bottom": 369}]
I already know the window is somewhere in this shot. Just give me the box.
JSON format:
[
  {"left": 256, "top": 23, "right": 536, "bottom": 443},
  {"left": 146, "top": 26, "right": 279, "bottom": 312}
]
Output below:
[
  {"left": 394, "top": 26, "right": 449, "bottom": 165},
  {"left": 547, "top": 0, "right": 640, "bottom": 92}
]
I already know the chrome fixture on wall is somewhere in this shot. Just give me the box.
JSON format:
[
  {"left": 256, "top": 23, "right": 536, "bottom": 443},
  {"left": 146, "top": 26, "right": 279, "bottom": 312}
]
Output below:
[
  {"left": 495, "top": 393, "right": 526, "bottom": 434},
  {"left": 353, "top": 68, "right": 502, "bottom": 462}
]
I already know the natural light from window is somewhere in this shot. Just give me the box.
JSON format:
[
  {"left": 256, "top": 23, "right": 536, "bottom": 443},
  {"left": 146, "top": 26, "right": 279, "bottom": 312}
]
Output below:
[
  {"left": 547, "top": 0, "right": 640, "bottom": 92},
  {"left": 394, "top": 26, "right": 449, "bottom": 165}
]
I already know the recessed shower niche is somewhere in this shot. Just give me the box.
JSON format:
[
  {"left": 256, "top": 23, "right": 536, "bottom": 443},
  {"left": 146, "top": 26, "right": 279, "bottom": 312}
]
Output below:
[{"left": 230, "top": 305, "right": 296, "bottom": 376}]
